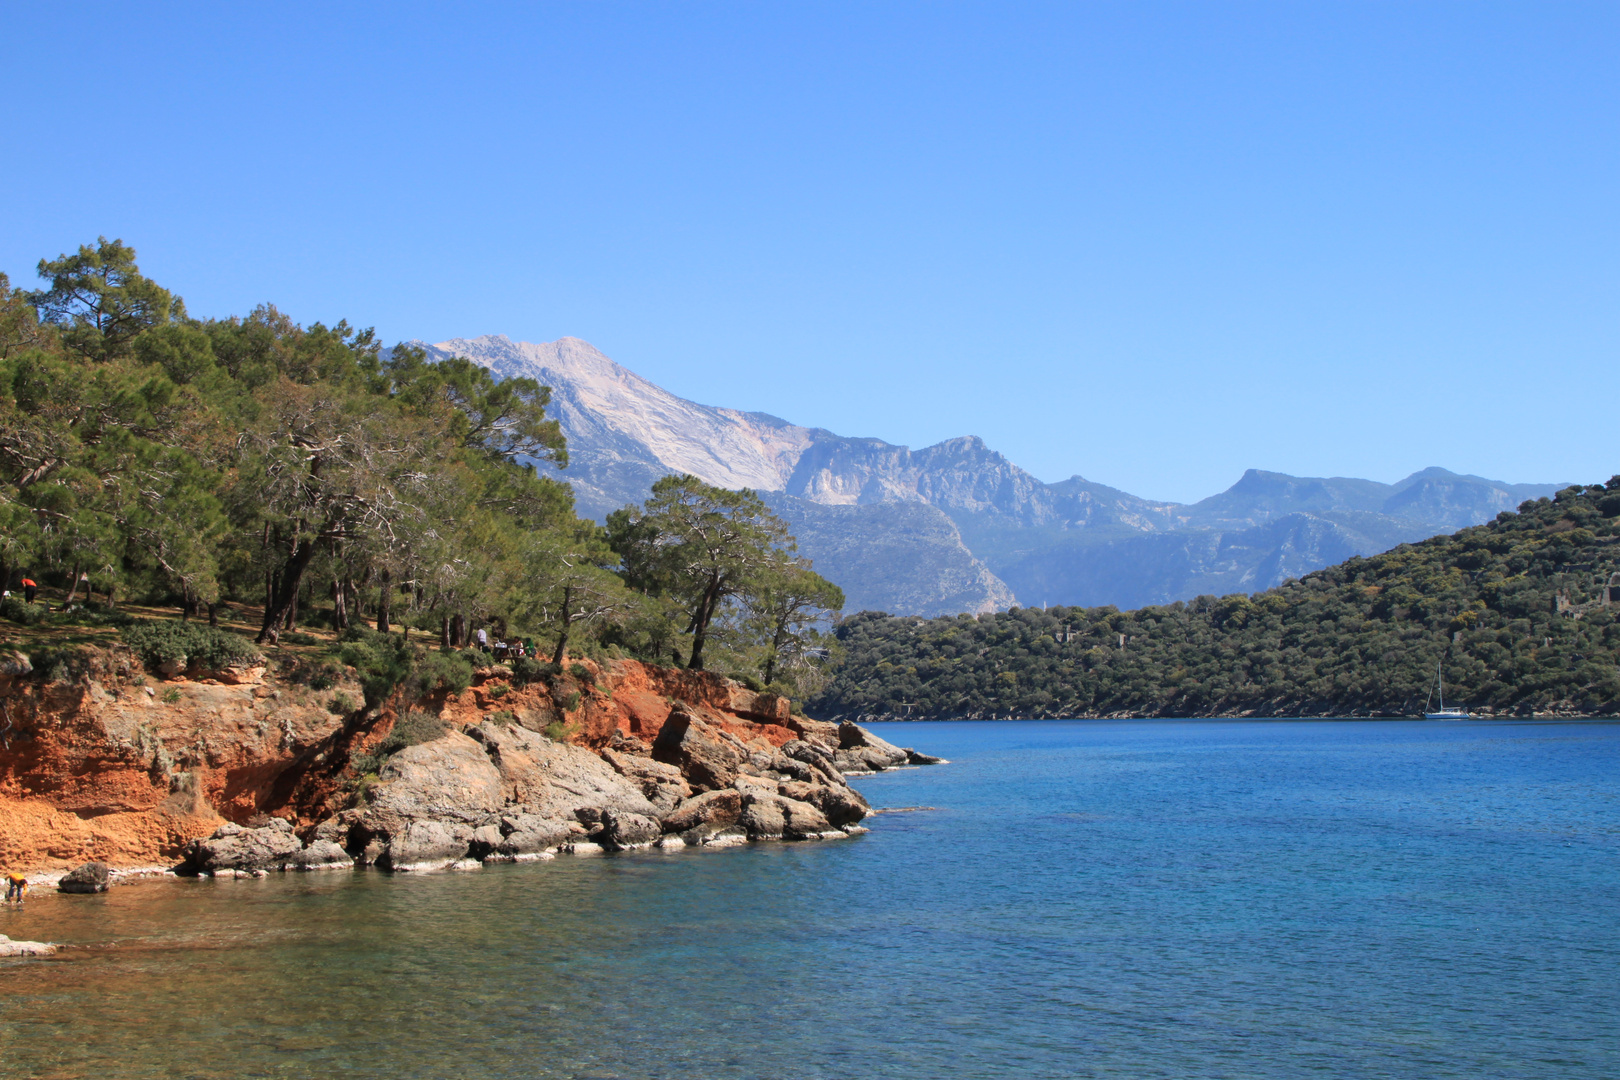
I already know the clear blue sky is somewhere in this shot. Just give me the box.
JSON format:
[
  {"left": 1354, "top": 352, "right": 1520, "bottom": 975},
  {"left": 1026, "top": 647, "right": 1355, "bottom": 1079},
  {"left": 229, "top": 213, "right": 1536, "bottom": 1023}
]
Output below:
[{"left": 3, "top": 2, "right": 1614, "bottom": 503}]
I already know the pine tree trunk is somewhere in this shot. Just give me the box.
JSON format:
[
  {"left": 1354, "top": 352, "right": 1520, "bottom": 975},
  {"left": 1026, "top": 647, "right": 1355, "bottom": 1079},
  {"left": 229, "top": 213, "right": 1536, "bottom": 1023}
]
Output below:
[{"left": 376, "top": 568, "right": 391, "bottom": 633}]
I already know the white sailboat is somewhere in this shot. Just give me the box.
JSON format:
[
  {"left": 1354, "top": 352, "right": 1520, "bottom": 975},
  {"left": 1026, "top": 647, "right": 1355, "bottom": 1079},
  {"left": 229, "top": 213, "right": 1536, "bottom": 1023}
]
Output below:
[{"left": 1424, "top": 660, "right": 1469, "bottom": 719}]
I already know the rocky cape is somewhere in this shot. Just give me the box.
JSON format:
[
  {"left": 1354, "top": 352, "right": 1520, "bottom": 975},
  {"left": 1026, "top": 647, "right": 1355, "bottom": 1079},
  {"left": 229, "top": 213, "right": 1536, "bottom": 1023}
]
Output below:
[
  {"left": 412, "top": 335, "right": 1566, "bottom": 617},
  {"left": 0, "top": 644, "right": 940, "bottom": 882}
]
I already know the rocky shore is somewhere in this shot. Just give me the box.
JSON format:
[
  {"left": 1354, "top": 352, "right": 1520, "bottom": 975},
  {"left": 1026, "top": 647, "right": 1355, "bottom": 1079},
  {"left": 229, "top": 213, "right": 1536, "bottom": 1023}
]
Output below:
[{"left": 0, "top": 645, "right": 941, "bottom": 883}]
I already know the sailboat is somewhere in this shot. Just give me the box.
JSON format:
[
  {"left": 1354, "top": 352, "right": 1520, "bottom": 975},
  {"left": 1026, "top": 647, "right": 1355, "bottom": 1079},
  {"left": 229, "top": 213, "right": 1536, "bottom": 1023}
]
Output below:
[{"left": 1424, "top": 660, "right": 1469, "bottom": 719}]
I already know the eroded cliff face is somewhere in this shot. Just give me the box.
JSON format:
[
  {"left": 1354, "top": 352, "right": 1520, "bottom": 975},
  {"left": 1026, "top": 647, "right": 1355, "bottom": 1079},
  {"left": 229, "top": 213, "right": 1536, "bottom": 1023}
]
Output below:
[{"left": 0, "top": 647, "right": 930, "bottom": 877}]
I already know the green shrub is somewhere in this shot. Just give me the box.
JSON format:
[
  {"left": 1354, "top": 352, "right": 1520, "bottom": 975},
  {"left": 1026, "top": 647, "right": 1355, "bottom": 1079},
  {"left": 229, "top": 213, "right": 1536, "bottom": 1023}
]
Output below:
[
  {"left": 489, "top": 683, "right": 510, "bottom": 699},
  {"left": 329, "top": 691, "right": 357, "bottom": 714},
  {"left": 562, "top": 690, "right": 582, "bottom": 711},
  {"left": 728, "top": 671, "right": 765, "bottom": 692},
  {"left": 161, "top": 687, "right": 182, "bottom": 704},
  {"left": 543, "top": 719, "right": 575, "bottom": 742},
  {"left": 414, "top": 650, "right": 475, "bottom": 697},
  {"left": 28, "top": 645, "right": 86, "bottom": 683},
  {"left": 280, "top": 631, "right": 321, "bottom": 646},
  {"left": 330, "top": 626, "right": 476, "bottom": 706},
  {"left": 489, "top": 708, "right": 516, "bottom": 726},
  {"left": 568, "top": 662, "right": 593, "bottom": 685},
  {"left": 121, "top": 621, "right": 261, "bottom": 673},
  {"left": 0, "top": 597, "right": 46, "bottom": 626},
  {"left": 510, "top": 657, "right": 559, "bottom": 684}
]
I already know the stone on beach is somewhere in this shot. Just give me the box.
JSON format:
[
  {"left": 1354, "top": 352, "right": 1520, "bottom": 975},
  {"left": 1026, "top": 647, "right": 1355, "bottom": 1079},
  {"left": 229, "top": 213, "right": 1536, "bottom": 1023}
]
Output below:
[{"left": 57, "top": 860, "right": 112, "bottom": 893}]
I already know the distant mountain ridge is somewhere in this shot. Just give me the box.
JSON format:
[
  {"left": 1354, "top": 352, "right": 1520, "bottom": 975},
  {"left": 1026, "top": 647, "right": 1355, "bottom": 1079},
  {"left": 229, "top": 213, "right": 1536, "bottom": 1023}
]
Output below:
[{"left": 416, "top": 335, "right": 1567, "bottom": 616}]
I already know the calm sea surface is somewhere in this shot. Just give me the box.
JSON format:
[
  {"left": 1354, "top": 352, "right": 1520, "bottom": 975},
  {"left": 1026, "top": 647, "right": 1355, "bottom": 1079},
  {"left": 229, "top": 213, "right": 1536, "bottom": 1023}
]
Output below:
[{"left": 2, "top": 719, "right": 1617, "bottom": 1079}]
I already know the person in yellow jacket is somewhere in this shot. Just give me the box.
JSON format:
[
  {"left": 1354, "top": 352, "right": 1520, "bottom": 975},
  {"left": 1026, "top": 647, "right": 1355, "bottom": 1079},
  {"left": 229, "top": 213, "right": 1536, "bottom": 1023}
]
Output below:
[{"left": 4, "top": 872, "right": 26, "bottom": 903}]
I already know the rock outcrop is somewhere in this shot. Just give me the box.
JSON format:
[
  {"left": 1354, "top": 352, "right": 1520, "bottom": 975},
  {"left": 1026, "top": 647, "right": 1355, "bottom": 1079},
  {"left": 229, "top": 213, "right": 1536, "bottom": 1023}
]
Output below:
[{"left": 1, "top": 642, "right": 942, "bottom": 878}]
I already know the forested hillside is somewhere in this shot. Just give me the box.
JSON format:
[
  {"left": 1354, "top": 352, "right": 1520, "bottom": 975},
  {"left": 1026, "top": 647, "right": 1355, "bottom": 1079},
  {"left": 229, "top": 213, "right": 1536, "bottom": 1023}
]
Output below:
[
  {"left": 813, "top": 482, "right": 1620, "bottom": 719},
  {"left": 0, "top": 239, "right": 841, "bottom": 698}
]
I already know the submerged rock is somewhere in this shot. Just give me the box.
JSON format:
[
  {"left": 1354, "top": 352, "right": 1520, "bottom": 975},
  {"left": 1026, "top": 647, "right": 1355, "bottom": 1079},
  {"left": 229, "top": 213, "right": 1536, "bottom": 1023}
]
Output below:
[{"left": 0, "top": 934, "right": 56, "bottom": 957}]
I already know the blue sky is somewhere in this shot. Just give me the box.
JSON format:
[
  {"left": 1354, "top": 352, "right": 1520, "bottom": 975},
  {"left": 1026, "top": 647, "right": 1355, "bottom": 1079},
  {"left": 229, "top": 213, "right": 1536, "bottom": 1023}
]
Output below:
[{"left": 3, "top": 2, "right": 1614, "bottom": 503}]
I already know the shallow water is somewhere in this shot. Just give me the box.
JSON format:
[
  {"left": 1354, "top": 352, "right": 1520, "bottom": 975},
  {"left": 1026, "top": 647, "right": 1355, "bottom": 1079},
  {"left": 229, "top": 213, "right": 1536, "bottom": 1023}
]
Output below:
[{"left": 2, "top": 719, "right": 1617, "bottom": 1079}]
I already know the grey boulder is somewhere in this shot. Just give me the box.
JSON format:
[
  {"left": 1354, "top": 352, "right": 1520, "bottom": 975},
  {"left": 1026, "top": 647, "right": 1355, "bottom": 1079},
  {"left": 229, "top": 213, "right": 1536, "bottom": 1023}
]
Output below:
[
  {"left": 57, "top": 861, "right": 112, "bottom": 893},
  {"left": 600, "top": 809, "right": 661, "bottom": 850},
  {"left": 181, "top": 819, "right": 303, "bottom": 874}
]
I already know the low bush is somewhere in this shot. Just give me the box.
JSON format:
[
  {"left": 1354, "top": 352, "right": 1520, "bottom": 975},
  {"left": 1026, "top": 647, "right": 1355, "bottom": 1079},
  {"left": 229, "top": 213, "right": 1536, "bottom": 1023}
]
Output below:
[
  {"left": 121, "top": 621, "right": 262, "bottom": 674},
  {"left": 0, "top": 597, "right": 46, "bottom": 626},
  {"left": 509, "top": 657, "right": 559, "bottom": 684}
]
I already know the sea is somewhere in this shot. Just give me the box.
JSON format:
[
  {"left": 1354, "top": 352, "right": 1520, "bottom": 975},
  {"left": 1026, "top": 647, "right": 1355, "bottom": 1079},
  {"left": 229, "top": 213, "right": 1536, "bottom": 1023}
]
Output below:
[{"left": 2, "top": 719, "right": 1617, "bottom": 1079}]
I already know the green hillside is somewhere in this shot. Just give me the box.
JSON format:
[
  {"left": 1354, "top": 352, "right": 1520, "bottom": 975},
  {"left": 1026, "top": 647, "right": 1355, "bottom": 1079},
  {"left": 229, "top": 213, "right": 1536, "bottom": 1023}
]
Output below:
[{"left": 812, "top": 481, "right": 1620, "bottom": 719}]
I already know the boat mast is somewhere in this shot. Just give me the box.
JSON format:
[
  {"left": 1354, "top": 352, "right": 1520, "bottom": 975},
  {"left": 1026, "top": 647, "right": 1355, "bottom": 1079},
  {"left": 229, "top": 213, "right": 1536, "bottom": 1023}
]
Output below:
[{"left": 1437, "top": 659, "right": 1444, "bottom": 712}]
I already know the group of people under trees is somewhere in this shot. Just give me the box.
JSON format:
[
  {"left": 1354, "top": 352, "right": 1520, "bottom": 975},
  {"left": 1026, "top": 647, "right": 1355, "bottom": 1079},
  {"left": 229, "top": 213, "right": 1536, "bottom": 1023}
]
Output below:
[{"left": 0, "top": 238, "right": 845, "bottom": 693}]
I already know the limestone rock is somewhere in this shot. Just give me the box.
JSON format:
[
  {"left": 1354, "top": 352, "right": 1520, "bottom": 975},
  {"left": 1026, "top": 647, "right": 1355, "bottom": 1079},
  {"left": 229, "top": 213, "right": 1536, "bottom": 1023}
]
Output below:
[
  {"left": 651, "top": 706, "right": 746, "bottom": 792},
  {"left": 180, "top": 819, "right": 303, "bottom": 874},
  {"left": 738, "top": 791, "right": 832, "bottom": 840},
  {"left": 289, "top": 840, "right": 352, "bottom": 871},
  {"left": 57, "top": 861, "right": 112, "bottom": 893},
  {"left": 376, "top": 820, "right": 473, "bottom": 871},
  {"left": 600, "top": 809, "right": 661, "bottom": 850},
  {"left": 906, "top": 749, "right": 945, "bottom": 765},
  {"left": 777, "top": 779, "right": 870, "bottom": 827},
  {"left": 467, "top": 721, "right": 658, "bottom": 821},
  {"left": 662, "top": 789, "right": 743, "bottom": 834},
  {"left": 728, "top": 686, "right": 790, "bottom": 723},
  {"left": 0, "top": 934, "right": 56, "bottom": 957},
  {"left": 494, "top": 813, "right": 574, "bottom": 857},
  {"left": 599, "top": 746, "right": 690, "bottom": 816},
  {"left": 365, "top": 731, "right": 505, "bottom": 822}
]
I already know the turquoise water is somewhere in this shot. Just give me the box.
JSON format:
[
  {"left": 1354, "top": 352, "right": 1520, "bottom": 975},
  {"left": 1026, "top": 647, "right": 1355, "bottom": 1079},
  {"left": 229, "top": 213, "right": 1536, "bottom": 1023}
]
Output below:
[{"left": 2, "top": 719, "right": 1617, "bottom": 1079}]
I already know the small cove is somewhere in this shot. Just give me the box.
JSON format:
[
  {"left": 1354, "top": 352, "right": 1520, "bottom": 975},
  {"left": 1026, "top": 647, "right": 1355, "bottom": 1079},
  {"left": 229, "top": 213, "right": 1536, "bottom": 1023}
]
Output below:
[{"left": 3, "top": 719, "right": 1617, "bottom": 1079}]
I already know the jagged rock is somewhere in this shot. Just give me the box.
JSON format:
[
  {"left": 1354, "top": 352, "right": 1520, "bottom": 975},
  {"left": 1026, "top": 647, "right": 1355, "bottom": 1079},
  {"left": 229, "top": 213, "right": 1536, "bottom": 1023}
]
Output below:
[
  {"left": 57, "top": 861, "right": 111, "bottom": 893},
  {"left": 739, "top": 791, "right": 832, "bottom": 840},
  {"left": 777, "top": 779, "right": 870, "bottom": 827},
  {"left": 0, "top": 934, "right": 56, "bottom": 957},
  {"left": 289, "top": 840, "right": 352, "bottom": 871},
  {"left": 780, "top": 738, "right": 842, "bottom": 777},
  {"left": 376, "top": 820, "right": 473, "bottom": 871},
  {"left": 906, "top": 750, "right": 945, "bottom": 765},
  {"left": 0, "top": 650, "right": 32, "bottom": 678},
  {"left": 728, "top": 686, "right": 790, "bottom": 723},
  {"left": 365, "top": 731, "right": 505, "bottom": 822},
  {"left": 662, "top": 789, "right": 743, "bottom": 834},
  {"left": 600, "top": 746, "right": 690, "bottom": 816},
  {"left": 601, "top": 809, "right": 661, "bottom": 850},
  {"left": 467, "top": 722, "right": 658, "bottom": 820},
  {"left": 784, "top": 714, "right": 840, "bottom": 750},
  {"left": 180, "top": 819, "right": 303, "bottom": 874},
  {"left": 652, "top": 707, "right": 747, "bottom": 792}
]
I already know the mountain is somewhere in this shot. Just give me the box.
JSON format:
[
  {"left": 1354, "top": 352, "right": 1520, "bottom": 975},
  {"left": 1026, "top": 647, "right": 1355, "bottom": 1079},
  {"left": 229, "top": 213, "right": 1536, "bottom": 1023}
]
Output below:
[{"left": 415, "top": 335, "right": 1568, "bottom": 616}]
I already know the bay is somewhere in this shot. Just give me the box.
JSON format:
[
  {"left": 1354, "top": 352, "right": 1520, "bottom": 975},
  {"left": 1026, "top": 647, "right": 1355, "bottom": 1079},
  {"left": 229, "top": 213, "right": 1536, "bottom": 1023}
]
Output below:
[{"left": 2, "top": 719, "right": 1616, "bottom": 1078}]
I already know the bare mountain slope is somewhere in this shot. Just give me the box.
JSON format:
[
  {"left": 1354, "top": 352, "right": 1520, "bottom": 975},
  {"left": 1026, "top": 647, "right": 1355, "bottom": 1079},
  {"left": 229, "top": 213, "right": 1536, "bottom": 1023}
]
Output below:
[{"left": 417, "top": 335, "right": 1567, "bottom": 616}]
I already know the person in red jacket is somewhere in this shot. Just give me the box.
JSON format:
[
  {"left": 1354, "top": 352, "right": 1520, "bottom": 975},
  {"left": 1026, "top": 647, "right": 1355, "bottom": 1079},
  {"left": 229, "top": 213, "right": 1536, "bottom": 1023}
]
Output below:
[{"left": 20, "top": 578, "right": 37, "bottom": 605}]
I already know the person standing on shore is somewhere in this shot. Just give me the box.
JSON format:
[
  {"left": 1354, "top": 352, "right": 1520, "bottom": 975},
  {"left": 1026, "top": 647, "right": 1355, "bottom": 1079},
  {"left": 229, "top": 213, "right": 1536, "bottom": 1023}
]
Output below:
[
  {"left": 4, "top": 873, "right": 26, "bottom": 903},
  {"left": 21, "top": 578, "right": 37, "bottom": 605}
]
